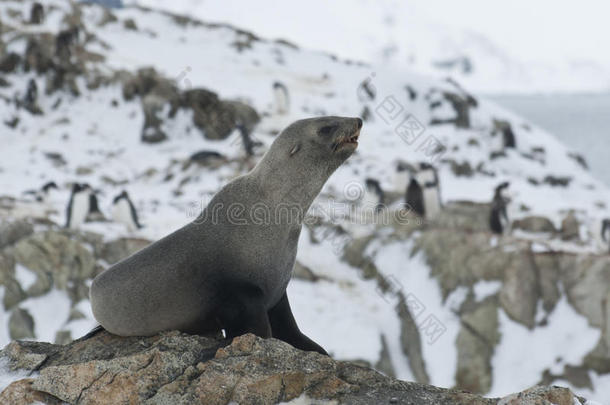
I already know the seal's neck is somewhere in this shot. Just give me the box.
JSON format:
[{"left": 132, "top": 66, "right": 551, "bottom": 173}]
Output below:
[{"left": 249, "top": 153, "right": 337, "bottom": 214}]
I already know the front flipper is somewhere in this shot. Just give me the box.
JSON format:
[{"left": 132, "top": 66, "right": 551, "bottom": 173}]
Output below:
[
  {"left": 268, "top": 292, "right": 328, "bottom": 355},
  {"left": 217, "top": 282, "right": 272, "bottom": 339}
]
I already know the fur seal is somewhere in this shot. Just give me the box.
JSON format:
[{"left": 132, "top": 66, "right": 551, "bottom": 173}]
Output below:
[{"left": 90, "top": 116, "right": 363, "bottom": 355}]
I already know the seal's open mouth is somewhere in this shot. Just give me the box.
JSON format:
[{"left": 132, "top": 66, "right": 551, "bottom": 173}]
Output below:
[{"left": 333, "top": 129, "right": 360, "bottom": 151}]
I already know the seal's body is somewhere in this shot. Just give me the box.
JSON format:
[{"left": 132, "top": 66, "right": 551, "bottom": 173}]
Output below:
[{"left": 90, "top": 117, "right": 362, "bottom": 355}]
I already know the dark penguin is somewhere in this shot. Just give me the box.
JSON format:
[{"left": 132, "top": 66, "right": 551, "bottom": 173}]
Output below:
[
  {"left": 55, "top": 27, "right": 79, "bottom": 61},
  {"left": 86, "top": 191, "right": 106, "bottom": 222},
  {"left": 236, "top": 123, "right": 262, "bottom": 157},
  {"left": 602, "top": 219, "right": 610, "bottom": 252},
  {"left": 406, "top": 177, "right": 425, "bottom": 216},
  {"left": 362, "top": 178, "right": 385, "bottom": 213},
  {"left": 23, "top": 181, "right": 58, "bottom": 202},
  {"left": 272, "top": 81, "right": 289, "bottom": 115},
  {"left": 357, "top": 78, "right": 376, "bottom": 102},
  {"left": 489, "top": 182, "right": 511, "bottom": 234},
  {"left": 112, "top": 191, "right": 142, "bottom": 232},
  {"left": 405, "top": 163, "right": 442, "bottom": 218},
  {"left": 90, "top": 116, "right": 363, "bottom": 355},
  {"left": 65, "top": 183, "right": 91, "bottom": 229},
  {"left": 29, "top": 2, "right": 44, "bottom": 24},
  {"left": 24, "top": 79, "right": 41, "bottom": 114}
]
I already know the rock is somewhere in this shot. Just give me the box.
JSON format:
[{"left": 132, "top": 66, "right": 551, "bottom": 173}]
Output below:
[
  {"left": 54, "top": 330, "right": 72, "bottom": 345},
  {"left": 0, "top": 379, "right": 62, "bottom": 405},
  {"left": 567, "top": 152, "right": 589, "bottom": 170},
  {"left": 9, "top": 308, "right": 35, "bottom": 340},
  {"left": 491, "top": 119, "right": 516, "bottom": 149},
  {"left": 187, "top": 150, "right": 227, "bottom": 169},
  {"left": 180, "top": 88, "right": 236, "bottom": 140},
  {"left": 396, "top": 295, "right": 430, "bottom": 384},
  {"left": 512, "top": 216, "right": 557, "bottom": 234},
  {"left": 0, "top": 52, "right": 21, "bottom": 73},
  {"left": 0, "top": 219, "right": 34, "bottom": 249},
  {"left": 0, "top": 331, "right": 590, "bottom": 404},
  {"left": 429, "top": 91, "right": 476, "bottom": 128},
  {"left": 123, "top": 18, "right": 137, "bottom": 30},
  {"left": 375, "top": 335, "right": 395, "bottom": 378},
  {"left": 497, "top": 385, "right": 581, "bottom": 405},
  {"left": 100, "top": 237, "right": 151, "bottom": 265},
  {"left": 23, "top": 35, "right": 55, "bottom": 74},
  {"left": 11, "top": 231, "right": 97, "bottom": 302},
  {"left": 2, "top": 277, "right": 27, "bottom": 310},
  {"left": 447, "top": 160, "right": 474, "bottom": 177},
  {"left": 543, "top": 176, "right": 572, "bottom": 187},
  {"left": 532, "top": 253, "right": 561, "bottom": 314},
  {"left": 225, "top": 100, "right": 260, "bottom": 134},
  {"left": 499, "top": 249, "right": 538, "bottom": 329},
  {"left": 292, "top": 261, "right": 320, "bottom": 282},
  {"left": 562, "top": 256, "right": 610, "bottom": 329},
  {"left": 455, "top": 296, "right": 500, "bottom": 394},
  {"left": 560, "top": 211, "right": 580, "bottom": 241},
  {"left": 141, "top": 92, "right": 169, "bottom": 143}
]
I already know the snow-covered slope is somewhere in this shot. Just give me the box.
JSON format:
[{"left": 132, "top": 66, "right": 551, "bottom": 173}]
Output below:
[
  {"left": 1, "top": 1, "right": 610, "bottom": 402},
  {"left": 134, "top": 0, "right": 610, "bottom": 94}
]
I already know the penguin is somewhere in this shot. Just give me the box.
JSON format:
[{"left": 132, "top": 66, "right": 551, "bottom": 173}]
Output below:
[
  {"left": 23, "top": 79, "right": 41, "bottom": 114},
  {"left": 65, "top": 183, "right": 92, "bottom": 229},
  {"left": 86, "top": 191, "right": 106, "bottom": 222},
  {"left": 357, "top": 78, "right": 376, "bottom": 102},
  {"left": 601, "top": 219, "right": 610, "bottom": 253},
  {"left": 112, "top": 191, "right": 142, "bottom": 232},
  {"left": 361, "top": 178, "right": 385, "bottom": 213},
  {"left": 23, "top": 181, "right": 58, "bottom": 203},
  {"left": 272, "top": 81, "right": 289, "bottom": 115},
  {"left": 29, "top": 2, "right": 44, "bottom": 24},
  {"left": 406, "top": 177, "right": 425, "bottom": 217},
  {"left": 405, "top": 163, "right": 442, "bottom": 218},
  {"left": 417, "top": 163, "right": 442, "bottom": 218},
  {"left": 236, "top": 123, "right": 262, "bottom": 157},
  {"left": 489, "top": 182, "right": 511, "bottom": 235}
]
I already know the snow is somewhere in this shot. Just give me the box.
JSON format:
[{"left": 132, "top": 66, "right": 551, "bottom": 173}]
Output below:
[
  {"left": 489, "top": 297, "right": 601, "bottom": 397},
  {"left": 13, "top": 265, "right": 37, "bottom": 292},
  {"left": 134, "top": 0, "right": 610, "bottom": 94},
  {"left": 473, "top": 280, "right": 502, "bottom": 301},
  {"left": 0, "top": 357, "right": 36, "bottom": 393}
]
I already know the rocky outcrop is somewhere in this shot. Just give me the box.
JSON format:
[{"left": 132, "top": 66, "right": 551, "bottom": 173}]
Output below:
[
  {"left": 0, "top": 331, "right": 590, "bottom": 405},
  {"left": 0, "top": 227, "right": 150, "bottom": 343}
]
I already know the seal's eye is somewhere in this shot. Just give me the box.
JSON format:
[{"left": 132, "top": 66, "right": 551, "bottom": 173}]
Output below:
[{"left": 318, "top": 125, "right": 338, "bottom": 136}]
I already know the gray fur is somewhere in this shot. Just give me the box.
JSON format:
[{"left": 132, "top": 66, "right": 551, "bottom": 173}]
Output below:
[{"left": 90, "top": 116, "right": 362, "bottom": 337}]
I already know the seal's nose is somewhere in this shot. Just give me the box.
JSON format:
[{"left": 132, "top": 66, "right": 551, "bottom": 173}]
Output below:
[{"left": 356, "top": 118, "right": 363, "bottom": 129}]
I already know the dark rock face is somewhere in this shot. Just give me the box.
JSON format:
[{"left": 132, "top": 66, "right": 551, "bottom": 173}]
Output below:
[
  {"left": 512, "top": 216, "right": 557, "bottom": 234},
  {"left": 120, "top": 68, "right": 260, "bottom": 142},
  {"left": 0, "top": 332, "right": 587, "bottom": 404}
]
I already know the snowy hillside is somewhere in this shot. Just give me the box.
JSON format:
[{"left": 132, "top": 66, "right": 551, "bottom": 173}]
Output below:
[
  {"left": 1, "top": 0, "right": 610, "bottom": 403},
  {"left": 135, "top": 0, "right": 610, "bottom": 94}
]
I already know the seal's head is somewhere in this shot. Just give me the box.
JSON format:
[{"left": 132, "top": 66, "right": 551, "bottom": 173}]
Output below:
[
  {"left": 252, "top": 116, "right": 363, "bottom": 207},
  {"left": 274, "top": 116, "right": 362, "bottom": 168}
]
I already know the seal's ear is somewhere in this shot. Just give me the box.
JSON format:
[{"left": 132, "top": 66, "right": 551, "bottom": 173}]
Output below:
[{"left": 289, "top": 144, "right": 300, "bottom": 157}]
